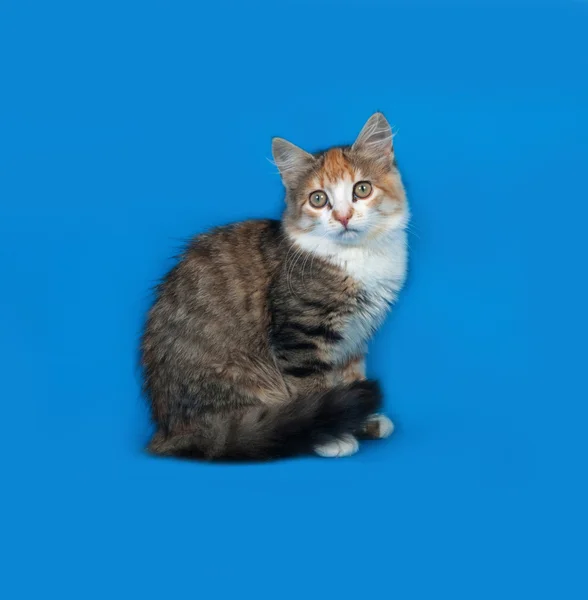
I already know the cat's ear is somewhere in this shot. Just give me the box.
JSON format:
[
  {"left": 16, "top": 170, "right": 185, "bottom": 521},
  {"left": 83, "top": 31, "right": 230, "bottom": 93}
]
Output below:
[
  {"left": 352, "top": 112, "right": 394, "bottom": 163},
  {"left": 272, "top": 137, "right": 315, "bottom": 188}
]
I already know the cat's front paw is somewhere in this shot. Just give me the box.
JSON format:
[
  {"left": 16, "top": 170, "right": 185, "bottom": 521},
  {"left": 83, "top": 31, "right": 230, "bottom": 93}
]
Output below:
[
  {"left": 359, "top": 414, "right": 394, "bottom": 439},
  {"left": 314, "top": 434, "right": 359, "bottom": 458}
]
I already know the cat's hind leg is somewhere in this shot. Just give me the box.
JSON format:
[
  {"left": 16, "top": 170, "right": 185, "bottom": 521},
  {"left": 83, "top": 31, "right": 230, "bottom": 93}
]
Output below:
[{"left": 147, "top": 429, "right": 209, "bottom": 459}]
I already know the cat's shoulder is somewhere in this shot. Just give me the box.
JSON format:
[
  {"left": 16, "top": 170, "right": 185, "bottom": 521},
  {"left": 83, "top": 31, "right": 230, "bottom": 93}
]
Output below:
[
  {"left": 186, "top": 219, "right": 281, "bottom": 247},
  {"left": 181, "top": 219, "right": 285, "bottom": 270}
]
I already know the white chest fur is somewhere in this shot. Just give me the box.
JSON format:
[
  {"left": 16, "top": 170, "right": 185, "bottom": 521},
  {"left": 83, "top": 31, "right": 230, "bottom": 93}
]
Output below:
[{"left": 293, "top": 230, "right": 408, "bottom": 363}]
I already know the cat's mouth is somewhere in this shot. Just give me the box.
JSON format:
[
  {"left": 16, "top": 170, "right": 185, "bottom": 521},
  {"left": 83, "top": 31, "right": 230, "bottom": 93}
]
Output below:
[{"left": 337, "top": 228, "right": 362, "bottom": 241}]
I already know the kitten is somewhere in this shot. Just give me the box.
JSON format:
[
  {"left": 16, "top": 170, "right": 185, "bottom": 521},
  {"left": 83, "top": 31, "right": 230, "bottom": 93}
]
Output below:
[{"left": 141, "top": 112, "right": 409, "bottom": 460}]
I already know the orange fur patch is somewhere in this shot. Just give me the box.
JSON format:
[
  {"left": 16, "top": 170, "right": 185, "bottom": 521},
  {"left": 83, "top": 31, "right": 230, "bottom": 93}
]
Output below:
[
  {"left": 321, "top": 149, "right": 354, "bottom": 185},
  {"left": 339, "top": 357, "right": 366, "bottom": 384}
]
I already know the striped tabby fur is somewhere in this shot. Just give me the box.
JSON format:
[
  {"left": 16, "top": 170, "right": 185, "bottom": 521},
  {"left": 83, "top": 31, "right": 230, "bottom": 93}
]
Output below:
[{"left": 141, "top": 113, "right": 409, "bottom": 460}]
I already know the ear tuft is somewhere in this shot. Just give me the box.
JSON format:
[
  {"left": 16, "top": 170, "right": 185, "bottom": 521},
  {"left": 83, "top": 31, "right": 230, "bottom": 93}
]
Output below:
[
  {"left": 352, "top": 113, "right": 394, "bottom": 161},
  {"left": 272, "top": 137, "right": 314, "bottom": 188}
]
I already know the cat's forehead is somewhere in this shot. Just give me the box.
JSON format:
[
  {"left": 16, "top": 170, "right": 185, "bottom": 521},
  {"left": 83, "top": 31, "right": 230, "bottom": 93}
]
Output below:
[{"left": 314, "top": 148, "right": 357, "bottom": 187}]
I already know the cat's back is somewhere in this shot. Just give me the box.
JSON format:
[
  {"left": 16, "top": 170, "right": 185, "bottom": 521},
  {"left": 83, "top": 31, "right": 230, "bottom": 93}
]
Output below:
[
  {"left": 181, "top": 219, "right": 283, "bottom": 292},
  {"left": 148, "top": 219, "right": 284, "bottom": 341},
  {"left": 186, "top": 218, "right": 283, "bottom": 269},
  {"left": 143, "top": 219, "right": 291, "bottom": 416}
]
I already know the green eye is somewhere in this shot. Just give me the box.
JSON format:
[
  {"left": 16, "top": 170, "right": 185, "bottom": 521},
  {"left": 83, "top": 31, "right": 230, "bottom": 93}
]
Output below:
[
  {"left": 309, "top": 190, "right": 328, "bottom": 208},
  {"left": 353, "top": 181, "right": 372, "bottom": 199}
]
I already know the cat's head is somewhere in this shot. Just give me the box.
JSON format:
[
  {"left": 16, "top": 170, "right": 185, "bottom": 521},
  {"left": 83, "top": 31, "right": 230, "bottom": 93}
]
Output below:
[{"left": 273, "top": 113, "right": 408, "bottom": 248}]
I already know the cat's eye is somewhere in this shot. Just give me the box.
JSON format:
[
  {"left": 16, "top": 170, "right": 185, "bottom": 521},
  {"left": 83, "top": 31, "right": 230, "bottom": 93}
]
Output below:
[
  {"left": 309, "top": 190, "right": 328, "bottom": 208},
  {"left": 353, "top": 181, "right": 372, "bottom": 199}
]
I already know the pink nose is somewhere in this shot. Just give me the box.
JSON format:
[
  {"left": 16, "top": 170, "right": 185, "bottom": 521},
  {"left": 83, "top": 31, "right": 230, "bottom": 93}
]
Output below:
[{"left": 333, "top": 212, "right": 351, "bottom": 228}]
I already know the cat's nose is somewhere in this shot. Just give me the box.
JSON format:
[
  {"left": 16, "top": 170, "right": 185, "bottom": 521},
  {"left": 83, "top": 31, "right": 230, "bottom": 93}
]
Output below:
[{"left": 333, "top": 211, "right": 352, "bottom": 229}]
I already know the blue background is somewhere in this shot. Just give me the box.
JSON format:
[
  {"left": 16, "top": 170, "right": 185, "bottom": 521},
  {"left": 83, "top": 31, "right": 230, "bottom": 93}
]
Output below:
[{"left": 1, "top": 1, "right": 587, "bottom": 598}]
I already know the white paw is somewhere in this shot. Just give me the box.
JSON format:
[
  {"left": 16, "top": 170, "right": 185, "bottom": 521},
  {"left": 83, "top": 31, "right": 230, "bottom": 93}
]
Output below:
[
  {"left": 366, "top": 414, "right": 395, "bottom": 438},
  {"left": 314, "top": 434, "right": 359, "bottom": 458}
]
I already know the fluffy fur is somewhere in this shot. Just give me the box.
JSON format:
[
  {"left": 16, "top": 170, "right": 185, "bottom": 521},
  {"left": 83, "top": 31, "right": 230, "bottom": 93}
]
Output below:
[{"left": 141, "top": 112, "right": 409, "bottom": 460}]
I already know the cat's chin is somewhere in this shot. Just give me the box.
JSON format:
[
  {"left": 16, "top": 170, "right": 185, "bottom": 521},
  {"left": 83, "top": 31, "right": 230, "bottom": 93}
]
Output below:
[
  {"left": 328, "top": 223, "right": 407, "bottom": 247},
  {"left": 334, "top": 229, "right": 363, "bottom": 244}
]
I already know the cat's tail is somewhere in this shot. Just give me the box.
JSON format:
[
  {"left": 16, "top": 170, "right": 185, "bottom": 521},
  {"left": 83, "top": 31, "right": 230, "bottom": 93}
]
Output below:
[{"left": 148, "top": 380, "right": 382, "bottom": 461}]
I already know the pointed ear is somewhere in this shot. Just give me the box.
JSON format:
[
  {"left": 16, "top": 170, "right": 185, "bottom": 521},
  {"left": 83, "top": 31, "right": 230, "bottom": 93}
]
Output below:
[
  {"left": 272, "top": 137, "right": 315, "bottom": 188},
  {"left": 352, "top": 112, "right": 394, "bottom": 163}
]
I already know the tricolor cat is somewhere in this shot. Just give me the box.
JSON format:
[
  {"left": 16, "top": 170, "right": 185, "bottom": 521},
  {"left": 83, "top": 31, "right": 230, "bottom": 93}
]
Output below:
[{"left": 141, "top": 112, "right": 409, "bottom": 460}]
